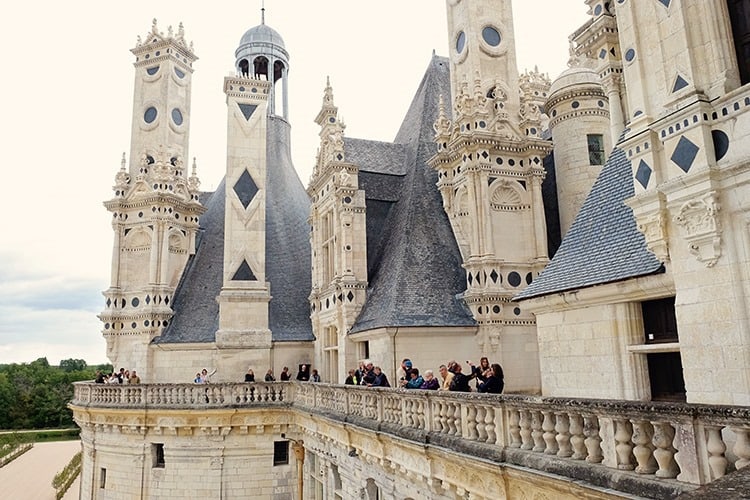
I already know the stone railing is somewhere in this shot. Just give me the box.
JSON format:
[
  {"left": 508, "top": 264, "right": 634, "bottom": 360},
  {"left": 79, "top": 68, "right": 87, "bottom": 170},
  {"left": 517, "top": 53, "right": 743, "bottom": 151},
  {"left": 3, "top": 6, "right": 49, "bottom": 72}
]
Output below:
[
  {"left": 72, "top": 382, "right": 749, "bottom": 494},
  {"left": 294, "top": 384, "right": 749, "bottom": 491},
  {"left": 72, "top": 382, "right": 292, "bottom": 408}
]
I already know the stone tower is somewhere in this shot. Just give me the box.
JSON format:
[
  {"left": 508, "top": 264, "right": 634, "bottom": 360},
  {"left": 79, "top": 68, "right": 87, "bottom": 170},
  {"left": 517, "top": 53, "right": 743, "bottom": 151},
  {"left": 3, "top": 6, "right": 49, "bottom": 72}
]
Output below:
[
  {"left": 307, "top": 80, "right": 368, "bottom": 383},
  {"left": 214, "top": 17, "right": 285, "bottom": 356},
  {"left": 547, "top": 66, "right": 610, "bottom": 235},
  {"left": 429, "top": 0, "right": 553, "bottom": 392},
  {"left": 100, "top": 20, "right": 204, "bottom": 377}
]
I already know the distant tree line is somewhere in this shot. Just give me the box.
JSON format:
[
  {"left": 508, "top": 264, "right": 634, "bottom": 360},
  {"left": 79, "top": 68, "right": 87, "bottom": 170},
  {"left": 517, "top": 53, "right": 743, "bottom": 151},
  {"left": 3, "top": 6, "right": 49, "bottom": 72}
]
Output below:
[{"left": 0, "top": 358, "right": 112, "bottom": 430}]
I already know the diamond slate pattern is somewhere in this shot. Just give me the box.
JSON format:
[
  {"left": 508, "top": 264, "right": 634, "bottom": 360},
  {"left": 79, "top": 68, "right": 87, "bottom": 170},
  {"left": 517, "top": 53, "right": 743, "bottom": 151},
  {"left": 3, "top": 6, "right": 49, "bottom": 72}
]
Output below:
[
  {"left": 635, "top": 159, "right": 652, "bottom": 189},
  {"left": 671, "top": 136, "right": 700, "bottom": 173},
  {"left": 234, "top": 169, "right": 258, "bottom": 209},
  {"left": 516, "top": 146, "right": 663, "bottom": 300}
]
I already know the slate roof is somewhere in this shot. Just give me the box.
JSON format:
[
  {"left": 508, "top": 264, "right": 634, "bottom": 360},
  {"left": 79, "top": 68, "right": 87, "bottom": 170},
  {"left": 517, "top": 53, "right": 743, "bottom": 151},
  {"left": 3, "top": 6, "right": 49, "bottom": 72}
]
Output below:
[
  {"left": 156, "top": 118, "right": 313, "bottom": 344},
  {"left": 516, "top": 146, "right": 663, "bottom": 300},
  {"left": 349, "top": 55, "right": 476, "bottom": 333}
]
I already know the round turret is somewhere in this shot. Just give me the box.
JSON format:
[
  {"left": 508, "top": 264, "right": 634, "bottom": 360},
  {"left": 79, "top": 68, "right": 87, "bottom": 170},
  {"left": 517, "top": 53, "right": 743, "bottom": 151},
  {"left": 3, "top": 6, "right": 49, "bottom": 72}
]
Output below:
[{"left": 546, "top": 66, "right": 611, "bottom": 236}]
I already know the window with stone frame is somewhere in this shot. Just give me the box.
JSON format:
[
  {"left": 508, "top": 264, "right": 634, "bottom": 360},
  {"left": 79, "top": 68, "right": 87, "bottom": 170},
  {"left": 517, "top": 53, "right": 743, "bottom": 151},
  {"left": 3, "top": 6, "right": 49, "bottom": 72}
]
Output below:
[
  {"left": 587, "top": 134, "right": 605, "bottom": 165},
  {"left": 321, "top": 211, "right": 335, "bottom": 284},
  {"left": 641, "top": 297, "right": 686, "bottom": 402},
  {"left": 323, "top": 326, "right": 339, "bottom": 383},
  {"left": 308, "top": 451, "right": 324, "bottom": 500},
  {"left": 727, "top": 0, "right": 750, "bottom": 85},
  {"left": 331, "top": 465, "right": 343, "bottom": 500},
  {"left": 152, "top": 443, "right": 165, "bottom": 468},
  {"left": 273, "top": 441, "right": 289, "bottom": 466}
]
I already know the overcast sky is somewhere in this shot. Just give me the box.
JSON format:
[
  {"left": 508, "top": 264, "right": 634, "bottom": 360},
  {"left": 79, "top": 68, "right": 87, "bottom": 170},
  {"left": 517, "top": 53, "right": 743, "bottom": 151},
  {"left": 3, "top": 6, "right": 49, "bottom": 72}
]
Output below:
[{"left": 0, "top": 0, "right": 585, "bottom": 366}]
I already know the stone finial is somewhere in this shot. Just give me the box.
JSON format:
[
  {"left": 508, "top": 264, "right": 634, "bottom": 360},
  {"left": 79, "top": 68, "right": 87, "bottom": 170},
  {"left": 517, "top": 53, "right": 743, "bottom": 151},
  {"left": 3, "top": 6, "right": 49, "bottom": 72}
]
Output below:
[
  {"left": 177, "top": 22, "right": 185, "bottom": 41},
  {"left": 114, "top": 152, "right": 130, "bottom": 190},
  {"left": 151, "top": 18, "right": 159, "bottom": 35},
  {"left": 434, "top": 94, "right": 452, "bottom": 138},
  {"left": 323, "top": 76, "right": 334, "bottom": 106},
  {"left": 188, "top": 157, "right": 201, "bottom": 192},
  {"left": 167, "top": 25, "right": 174, "bottom": 38}
]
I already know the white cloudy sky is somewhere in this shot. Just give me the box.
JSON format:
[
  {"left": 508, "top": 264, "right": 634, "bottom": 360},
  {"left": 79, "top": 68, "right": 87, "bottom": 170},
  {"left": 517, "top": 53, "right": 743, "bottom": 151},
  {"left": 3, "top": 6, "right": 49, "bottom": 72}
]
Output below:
[{"left": 0, "top": 0, "right": 584, "bottom": 366}]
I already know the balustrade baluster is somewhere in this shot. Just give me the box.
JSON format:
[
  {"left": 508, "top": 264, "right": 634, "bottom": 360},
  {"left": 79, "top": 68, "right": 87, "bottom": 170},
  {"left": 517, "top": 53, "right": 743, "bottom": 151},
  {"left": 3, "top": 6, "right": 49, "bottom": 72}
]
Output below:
[
  {"left": 614, "top": 418, "right": 635, "bottom": 470},
  {"left": 555, "top": 412, "right": 572, "bottom": 458},
  {"left": 651, "top": 421, "right": 679, "bottom": 478},
  {"left": 569, "top": 413, "right": 586, "bottom": 460},
  {"left": 531, "top": 411, "right": 545, "bottom": 452},
  {"left": 583, "top": 415, "right": 603, "bottom": 463},
  {"left": 440, "top": 402, "right": 450, "bottom": 434},
  {"left": 508, "top": 409, "right": 522, "bottom": 448},
  {"left": 475, "top": 406, "right": 487, "bottom": 442},
  {"left": 706, "top": 425, "right": 728, "bottom": 480},
  {"left": 542, "top": 411, "right": 558, "bottom": 455},
  {"left": 520, "top": 410, "right": 533, "bottom": 450},
  {"left": 445, "top": 403, "right": 461, "bottom": 436},
  {"left": 453, "top": 404, "right": 463, "bottom": 436},
  {"left": 416, "top": 400, "right": 426, "bottom": 430},
  {"left": 631, "top": 419, "right": 657, "bottom": 474},
  {"left": 467, "top": 404, "right": 478, "bottom": 440},
  {"left": 731, "top": 426, "right": 750, "bottom": 469},
  {"left": 484, "top": 406, "right": 496, "bottom": 444}
]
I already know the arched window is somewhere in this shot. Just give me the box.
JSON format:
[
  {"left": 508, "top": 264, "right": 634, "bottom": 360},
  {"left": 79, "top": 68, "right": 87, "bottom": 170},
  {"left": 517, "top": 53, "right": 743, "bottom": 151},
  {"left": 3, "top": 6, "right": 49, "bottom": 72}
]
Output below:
[
  {"left": 239, "top": 59, "right": 249, "bottom": 77},
  {"left": 253, "top": 56, "right": 269, "bottom": 80},
  {"left": 273, "top": 60, "right": 285, "bottom": 83}
]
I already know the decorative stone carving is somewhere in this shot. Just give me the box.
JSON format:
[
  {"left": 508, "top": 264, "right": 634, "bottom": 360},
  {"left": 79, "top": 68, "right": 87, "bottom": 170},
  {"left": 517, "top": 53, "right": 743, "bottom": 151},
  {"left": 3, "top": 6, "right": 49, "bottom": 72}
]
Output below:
[
  {"left": 637, "top": 212, "right": 670, "bottom": 262},
  {"left": 673, "top": 191, "right": 722, "bottom": 267}
]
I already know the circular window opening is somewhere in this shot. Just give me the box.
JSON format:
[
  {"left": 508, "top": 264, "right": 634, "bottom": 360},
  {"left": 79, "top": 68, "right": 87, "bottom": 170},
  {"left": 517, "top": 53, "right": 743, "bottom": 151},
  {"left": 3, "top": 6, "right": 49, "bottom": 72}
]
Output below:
[
  {"left": 144, "top": 107, "right": 157, "bottom": 124},
  {"left": 172, "top": 108, "right": 183, "bottom": 126},
  {"left": 482, "top": 26, "right": 501, "bottom": 47},
  {"left": 508, "top": 271, "right": 522, "bottom": 287},
  {"left": 456, "top": 31, "right": 466, "bottom": 53}
]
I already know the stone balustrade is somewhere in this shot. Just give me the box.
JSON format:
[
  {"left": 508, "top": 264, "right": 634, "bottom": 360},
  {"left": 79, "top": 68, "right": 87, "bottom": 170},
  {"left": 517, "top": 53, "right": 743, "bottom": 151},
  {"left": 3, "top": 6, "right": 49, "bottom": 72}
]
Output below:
[
  {"left": 72, "top": 382, "right": 749, "bottom": 491},
  {"left": 72, "top": 382, "right": 292, "bottom": 408}
]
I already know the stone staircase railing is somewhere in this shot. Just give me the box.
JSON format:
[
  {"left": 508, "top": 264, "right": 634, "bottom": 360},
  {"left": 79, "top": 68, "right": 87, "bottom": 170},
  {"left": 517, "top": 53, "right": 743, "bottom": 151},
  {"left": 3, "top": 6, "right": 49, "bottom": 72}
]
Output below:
[{"left": 72, "top": 382, "right": 749, "bottom": 490}]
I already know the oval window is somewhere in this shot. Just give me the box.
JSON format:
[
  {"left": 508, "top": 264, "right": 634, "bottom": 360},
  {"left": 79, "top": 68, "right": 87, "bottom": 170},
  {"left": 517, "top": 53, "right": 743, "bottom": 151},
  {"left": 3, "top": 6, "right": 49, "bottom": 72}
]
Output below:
[
  {"left": 172, "top": 108, "right": 183, "bottom": 126},
  {"left": 482, "top": 26, "right": 501, "bottom": 47},
  {"left": 456, "top": 31, "right": 466, "bottom": 53},
  {"left": 174, "top": 67, "right": 185, "bottom": 79},
  {"left": 144, "top": 107, "right": 157, "bottom": 124}
]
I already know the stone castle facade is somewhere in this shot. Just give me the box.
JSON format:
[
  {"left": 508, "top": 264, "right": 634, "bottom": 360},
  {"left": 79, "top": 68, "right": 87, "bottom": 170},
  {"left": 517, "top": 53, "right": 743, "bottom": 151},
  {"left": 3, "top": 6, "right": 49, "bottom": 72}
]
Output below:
[{"left": 73, "top": 0, "right": 750, "bottom": 498}]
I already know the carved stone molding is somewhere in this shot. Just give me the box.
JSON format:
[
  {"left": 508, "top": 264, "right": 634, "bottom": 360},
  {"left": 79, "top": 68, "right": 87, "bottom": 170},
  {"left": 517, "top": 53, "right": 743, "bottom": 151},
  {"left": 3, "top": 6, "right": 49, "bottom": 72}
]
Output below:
[
  {"left": 637, "top": 212, "right": 670, "bottom": 263},
  {"left": 673, "top": 191, "right": 722, "bottom": 267}
]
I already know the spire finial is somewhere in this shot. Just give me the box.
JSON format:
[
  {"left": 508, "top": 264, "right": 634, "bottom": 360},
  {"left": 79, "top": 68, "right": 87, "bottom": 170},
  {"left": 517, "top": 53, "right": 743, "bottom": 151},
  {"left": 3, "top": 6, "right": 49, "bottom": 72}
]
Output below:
[{"left": 261, "top": 0, "right": 265, "bottom": 24}]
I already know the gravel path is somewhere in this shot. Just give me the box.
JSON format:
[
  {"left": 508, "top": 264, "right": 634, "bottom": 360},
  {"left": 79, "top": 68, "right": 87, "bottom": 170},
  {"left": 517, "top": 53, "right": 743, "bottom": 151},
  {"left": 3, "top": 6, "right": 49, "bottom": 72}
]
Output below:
[{"left": 0, "top": 440, "right": 81, "bottom": 500}]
